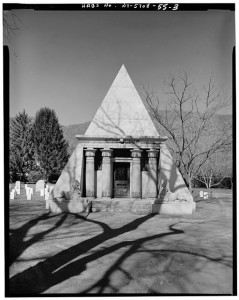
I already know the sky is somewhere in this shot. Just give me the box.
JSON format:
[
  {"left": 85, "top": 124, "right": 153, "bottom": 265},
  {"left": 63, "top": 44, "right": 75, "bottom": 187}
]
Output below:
[{"left": 5, "top": 6, "right": 235, "bottom": 126}]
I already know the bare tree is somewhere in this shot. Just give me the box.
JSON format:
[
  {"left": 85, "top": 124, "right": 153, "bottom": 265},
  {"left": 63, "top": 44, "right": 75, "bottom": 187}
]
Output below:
[
  {"left": 143, "top": 72, "right": 232, "bottom": 190},
  {"left": 3, "top": 10, "right": 23, "bottom": 42},
  {"left": 195, "top": 151, "right": 232, "bottom": 189}
]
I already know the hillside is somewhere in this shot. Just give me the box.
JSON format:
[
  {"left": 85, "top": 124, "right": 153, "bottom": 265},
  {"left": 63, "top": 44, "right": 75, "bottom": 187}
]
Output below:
[
  {"left": 62, "top": 113, "right": 232, "bottom": 155},
  {"left": 62, "top": 121, "right": 90, "bottom": 154}
]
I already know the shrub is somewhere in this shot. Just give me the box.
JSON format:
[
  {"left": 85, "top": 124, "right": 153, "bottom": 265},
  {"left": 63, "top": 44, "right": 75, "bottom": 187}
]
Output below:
[
  {"left": 27, "top": 170, "right": 43, "bottom": 183},
  {"left": 48, "top": 171, "right": 60, "bottom": 183}
]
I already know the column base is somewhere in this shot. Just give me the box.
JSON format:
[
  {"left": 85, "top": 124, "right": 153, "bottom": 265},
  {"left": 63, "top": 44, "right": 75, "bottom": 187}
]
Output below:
[
  {"left": 102, "top": 191, "right": 112, "bottom": 198},
  {"left": 131, "top": 191, "right": 142, "bottom": 198}
]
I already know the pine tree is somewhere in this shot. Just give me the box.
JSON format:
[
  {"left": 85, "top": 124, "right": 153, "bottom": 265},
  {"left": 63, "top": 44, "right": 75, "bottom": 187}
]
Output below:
[
  {"left": 10, "top": 111, "right": 36, "bottom": 181},
  {"left": 33, "top": 107, "right": 69, "bottom": 181}
]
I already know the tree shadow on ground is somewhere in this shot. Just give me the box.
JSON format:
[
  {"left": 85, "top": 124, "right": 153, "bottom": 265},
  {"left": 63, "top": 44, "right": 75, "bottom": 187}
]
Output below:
[
  {"left": 79, "top": 221, "right": 232, "bottom": 294},
  {"left": 9, "top": 213, "right": 162, "bottom": 295},
  {"left": 9, "top": 212, "right": 232, "bottom": 295},
  {"left": 9, "top": 213, "right": 68, "bottom": 266}
]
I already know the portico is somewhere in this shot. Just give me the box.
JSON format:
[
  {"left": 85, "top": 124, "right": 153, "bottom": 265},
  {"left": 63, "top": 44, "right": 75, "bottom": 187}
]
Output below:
[{"left": 74, "top": 134, "right": 166, "bottom": 201}]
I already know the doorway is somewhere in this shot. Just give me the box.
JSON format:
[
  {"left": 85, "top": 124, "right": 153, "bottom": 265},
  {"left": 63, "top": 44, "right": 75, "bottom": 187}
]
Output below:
[{"left": 113, "top": 162, "right": 130, "bottom": 198}]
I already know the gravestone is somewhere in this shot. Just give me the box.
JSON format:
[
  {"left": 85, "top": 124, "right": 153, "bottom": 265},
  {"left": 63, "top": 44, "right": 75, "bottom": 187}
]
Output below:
[
  {"left": 46, "top": 199, "right": 50, "bottom": 209},
  {"left": 26, "top": 192, "right": 31, "bottom": 200},
  {"left": 45, "top": 191, "right": 49, "bottom": 200},
  {"left": 15, "top": 181, "right": 21, "bottom": 189},
  {"left": 36, "top": 180, "right": 45, "bottom": 192}
]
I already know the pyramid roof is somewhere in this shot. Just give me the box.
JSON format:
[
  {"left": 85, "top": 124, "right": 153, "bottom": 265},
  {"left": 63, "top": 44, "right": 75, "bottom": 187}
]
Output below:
[{"left": 85, "top": 65, "right": 160, "bottom": 138}]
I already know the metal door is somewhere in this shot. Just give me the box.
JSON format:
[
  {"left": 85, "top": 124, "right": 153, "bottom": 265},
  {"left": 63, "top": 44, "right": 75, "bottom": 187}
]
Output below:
[{"left": 114, "top": 163, "right": 130, "bottom": 198}]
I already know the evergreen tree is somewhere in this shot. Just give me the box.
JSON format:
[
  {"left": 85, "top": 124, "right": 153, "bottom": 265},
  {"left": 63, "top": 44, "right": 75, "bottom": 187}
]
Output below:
[
  {"left": 33, "top": 107, "right": 69, "bottom": 181},
  {"left": 10, "top": 111, "right": 36, "bottom": 182}
]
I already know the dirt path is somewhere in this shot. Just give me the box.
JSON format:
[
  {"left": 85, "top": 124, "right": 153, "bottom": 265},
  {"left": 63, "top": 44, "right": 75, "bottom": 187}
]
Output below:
[{"left": 8, "top": 197, "right": 233, "bottom": 295}]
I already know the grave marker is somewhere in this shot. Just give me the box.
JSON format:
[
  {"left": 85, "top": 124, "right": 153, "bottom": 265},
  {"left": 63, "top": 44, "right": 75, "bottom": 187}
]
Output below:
[
  {"left": 36, "top": 180, "right": 45, "bottom": 192},
  {"left": 45, "top": 191, "right": 49, "bottom": 200},
  {"left": 15, "top": 181, "right": 21, "bottom": 190},
  {"left": 46, "top": 200, "right": 50, "bottom": 209}
]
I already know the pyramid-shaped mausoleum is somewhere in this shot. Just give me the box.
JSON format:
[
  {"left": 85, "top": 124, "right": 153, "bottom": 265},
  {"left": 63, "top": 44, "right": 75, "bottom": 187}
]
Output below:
[{"left": 49, "top": 65, "right": 195, "bottom": 215}]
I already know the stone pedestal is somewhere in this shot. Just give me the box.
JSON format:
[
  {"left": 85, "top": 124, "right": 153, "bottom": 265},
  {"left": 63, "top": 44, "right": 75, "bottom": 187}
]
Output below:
[
  {"left": 85, "top": 148, "right": 96, "bottom": 198},
  {"left": 147, "top": 149, "right": 159, "bottom": 199},
  {"left": 130, "top": 149, "right": 142, "bottom": 198},
  {"left": 101, "top": 148, "right": 113, "bottom": 198}
]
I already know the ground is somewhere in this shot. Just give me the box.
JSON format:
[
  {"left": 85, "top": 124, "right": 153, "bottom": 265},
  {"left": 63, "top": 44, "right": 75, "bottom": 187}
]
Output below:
[{"left": 8, "top": 188, "right": 234, "bottom": 295}]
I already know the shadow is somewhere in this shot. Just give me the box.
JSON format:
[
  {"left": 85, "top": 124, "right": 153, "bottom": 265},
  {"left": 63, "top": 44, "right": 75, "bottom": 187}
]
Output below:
[
  {"left": 9, "top": 213, "right": 68, "bottom": 266},
  {"left": 80, "top": 221, "right": 232, "bottom": 294},
  {"left": 80, "top": 222, "right": 184, "bottom": 293},
  {"left": 9, "top": 214, "right": 156, "bottom": 294}
]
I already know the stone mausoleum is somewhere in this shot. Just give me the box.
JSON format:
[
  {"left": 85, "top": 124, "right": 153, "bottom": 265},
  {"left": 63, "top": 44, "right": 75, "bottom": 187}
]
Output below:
[{"left": 49, "top": 65, "right": 196, "bottom": 215}]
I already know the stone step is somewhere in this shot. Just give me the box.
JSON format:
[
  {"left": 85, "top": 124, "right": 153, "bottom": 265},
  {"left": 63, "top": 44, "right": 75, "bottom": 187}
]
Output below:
[{"left": 92, "top": 199, "right": 152, "bottom": 214}]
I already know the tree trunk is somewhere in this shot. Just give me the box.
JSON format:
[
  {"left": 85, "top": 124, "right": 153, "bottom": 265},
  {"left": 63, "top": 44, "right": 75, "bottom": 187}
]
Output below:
[{"left": 186, "top": 173, "right": 192, "bottom": 192}]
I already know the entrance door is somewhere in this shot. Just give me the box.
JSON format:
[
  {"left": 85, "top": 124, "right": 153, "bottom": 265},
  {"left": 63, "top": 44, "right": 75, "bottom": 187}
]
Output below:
[{"left": 114, "top": 163, "right": 130, "bottom": 198}]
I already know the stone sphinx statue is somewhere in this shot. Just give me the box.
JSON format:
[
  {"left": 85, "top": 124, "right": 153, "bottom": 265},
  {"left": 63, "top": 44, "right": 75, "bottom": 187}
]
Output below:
[{"left": 71, "top": 179, "right": 82, "bottom": 200}]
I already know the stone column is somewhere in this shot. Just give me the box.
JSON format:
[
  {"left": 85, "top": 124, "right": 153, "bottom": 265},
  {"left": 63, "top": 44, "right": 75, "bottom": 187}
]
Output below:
[
  {"left": 101, "top": 148, "right": 113, "bottom": 198},
  {"left": 85, "top": 148, "right": 96, "bottom": 198},
  {"left": 130, "top": 149, "right": 142, "bottom": 198},
  {"left": 147, "top": 149, "right": 159, "bottom": 199}
]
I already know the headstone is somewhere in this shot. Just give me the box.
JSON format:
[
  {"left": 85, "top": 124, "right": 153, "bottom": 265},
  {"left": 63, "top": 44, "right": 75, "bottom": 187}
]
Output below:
[
  {"left": 26, "top": 192, "right": 31, "bottom": 200},
  {"left": 15, "top": 181, "right": 21, "bottom": 190},
  {"left": 203, "top": 192, "right": 208, "bottom": 199},
  {"left": 10, "top": 191, "right": 15, "bottom": 200},
  {"left": 46, "top": 184, "right": 49, "bottom": 191},
  {"left": 46, "top": 200, "right": 50, "bottom": 209},
  {"left": 36, "top": 180, "right": 45, "bottom": 192},
  {"left": 40, "top": 189, "right": 44, "bottom": 197},
  {"left": 199, "top": 191, "right": 204, "bottom": 198},
  {"left": 30, "top": 188, "right": 33, "bottom": 195},
  {"left": 16, "top": 188, "right": 20, "bottom": 195},
  {"left": 45, "top": 191, "right": 49, "bottom": 200},
  {"left": 25, "top": 184, "right": 28, "bottom": 189}
]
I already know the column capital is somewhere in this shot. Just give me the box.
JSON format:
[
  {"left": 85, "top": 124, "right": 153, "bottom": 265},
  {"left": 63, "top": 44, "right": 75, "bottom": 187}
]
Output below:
[
  {"left": 130, "top": 149, "right": 142, "bottom": 158},
  {"left": 101, "top": 148, "right": 113, "bottom": 157},
  {"left": 147, "top": 149, "right": 159, "bottom": 158},
  {"left": 85, "top": 148, "right": 96, "bottom": 157}
]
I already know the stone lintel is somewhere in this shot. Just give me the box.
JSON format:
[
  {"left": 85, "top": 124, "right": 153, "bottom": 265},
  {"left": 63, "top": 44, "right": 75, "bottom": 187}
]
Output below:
[
  {"left": 113, "top": 157, "right": 132, "bottom": 163},
  {"left": 76, "top": 135, "right": 168, "bottom": 143},
  {"left": 78, "top": 142, "right": 164, "bottom": 150}
]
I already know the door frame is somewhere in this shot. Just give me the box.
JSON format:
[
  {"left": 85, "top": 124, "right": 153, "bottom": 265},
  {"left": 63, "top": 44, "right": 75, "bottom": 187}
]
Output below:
[{"left": 113, "top": 162, "right": 130, "bottom": 198}]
